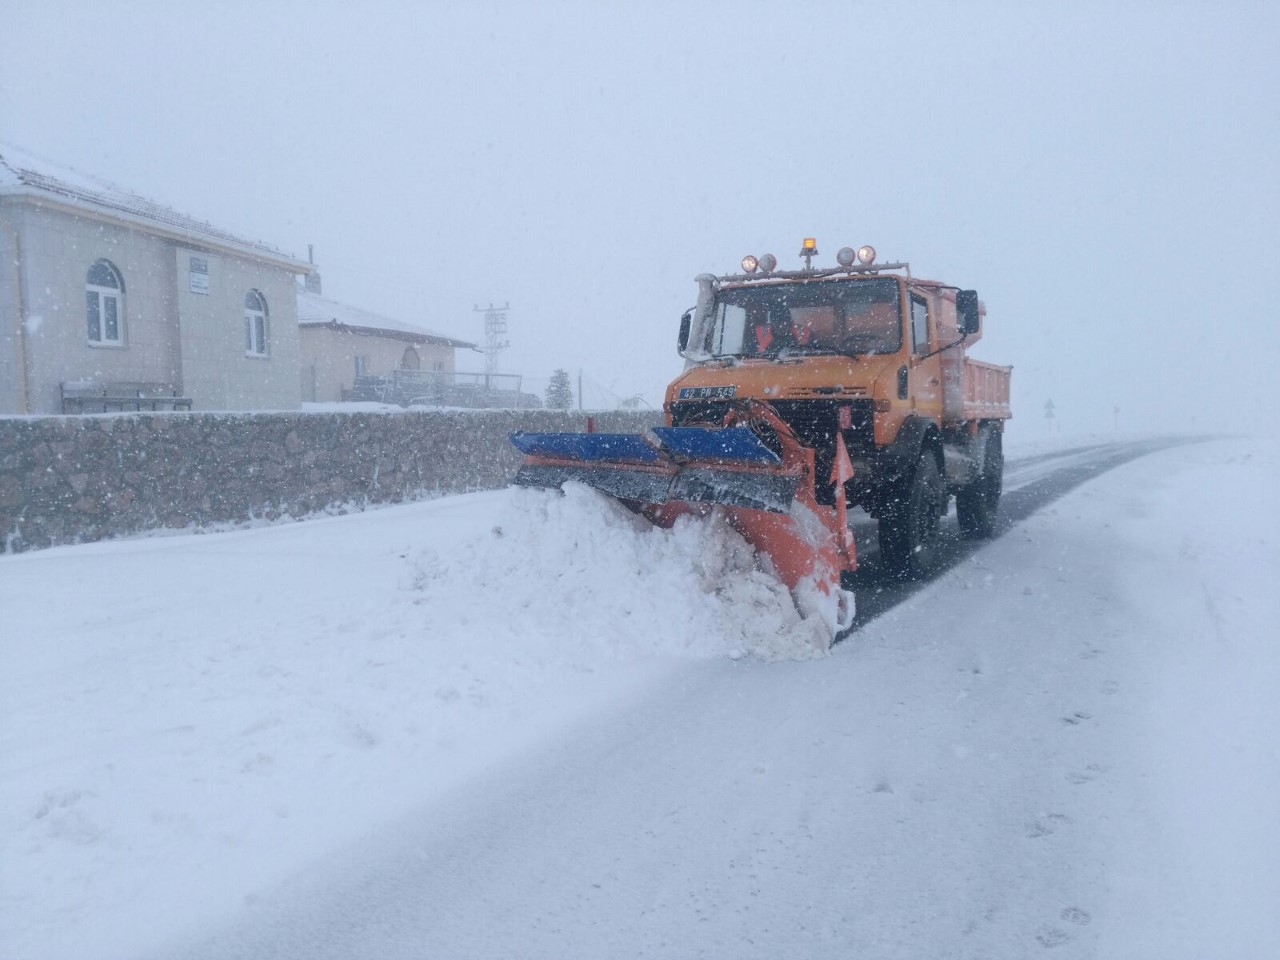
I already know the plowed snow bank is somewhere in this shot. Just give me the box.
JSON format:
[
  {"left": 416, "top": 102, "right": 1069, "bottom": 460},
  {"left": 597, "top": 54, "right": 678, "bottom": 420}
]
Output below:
[
  {"left": 1, "top": 482, "right": 825, "bottom": 959},
  {"left": 413, "top": 483, "right": 828, "bottom": 662}
]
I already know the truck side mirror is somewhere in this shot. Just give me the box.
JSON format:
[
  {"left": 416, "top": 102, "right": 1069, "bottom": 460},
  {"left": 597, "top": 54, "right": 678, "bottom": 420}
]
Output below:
[
  {"left": 957, "top": 290, "right": 980, "bottom": 336},
  {"left": 677, "top": 309, "right": 692, "bottom": 355}
]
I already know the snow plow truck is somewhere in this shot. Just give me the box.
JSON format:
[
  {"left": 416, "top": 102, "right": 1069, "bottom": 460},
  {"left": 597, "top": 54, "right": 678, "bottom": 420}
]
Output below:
[{"left": 510, "top": 240, "right": 1012, "bottom": 644}]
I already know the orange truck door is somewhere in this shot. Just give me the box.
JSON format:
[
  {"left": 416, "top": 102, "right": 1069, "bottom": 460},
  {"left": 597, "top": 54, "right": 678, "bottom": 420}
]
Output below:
[{"left": 908, "top": 291, "right": 943, "bottom": 422}]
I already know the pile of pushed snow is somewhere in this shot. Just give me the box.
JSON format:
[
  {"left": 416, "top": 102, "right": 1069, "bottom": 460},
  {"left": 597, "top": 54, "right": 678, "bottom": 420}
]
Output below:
[
  {"left": 0, "top": 483, "right": 818, "bottom": 960},
  {"left": 412, "top": 483, "right": 828, "bottom": 661}
]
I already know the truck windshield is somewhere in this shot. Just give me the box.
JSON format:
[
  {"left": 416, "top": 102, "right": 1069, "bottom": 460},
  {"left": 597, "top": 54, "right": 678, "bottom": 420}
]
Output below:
[{"left": 699, "top": 277, "right": 902, "bottom": 359}]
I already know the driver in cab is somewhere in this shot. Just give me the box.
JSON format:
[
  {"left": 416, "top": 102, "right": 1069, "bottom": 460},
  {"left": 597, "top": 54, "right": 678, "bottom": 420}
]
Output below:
[
  {"left": 752, "top": 305, "right": 835, "bottom": 353},
  {"left": 751, "top": 305, "right": 798, "bottom": 354}
]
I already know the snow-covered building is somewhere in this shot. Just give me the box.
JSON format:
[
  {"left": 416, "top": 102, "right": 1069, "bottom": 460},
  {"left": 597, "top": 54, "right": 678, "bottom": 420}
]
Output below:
[
  {"left": 0, "top": 143, "right": 311, "bottom": 414},
  {"left": 297, "top": 283, "right": 478, "bottom": 403}
]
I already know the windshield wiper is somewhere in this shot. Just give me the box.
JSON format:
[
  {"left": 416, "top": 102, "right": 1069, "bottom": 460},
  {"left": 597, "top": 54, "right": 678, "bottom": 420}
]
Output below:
[{"left": 776, "top": 346, "right": 838, "bottom": 358}]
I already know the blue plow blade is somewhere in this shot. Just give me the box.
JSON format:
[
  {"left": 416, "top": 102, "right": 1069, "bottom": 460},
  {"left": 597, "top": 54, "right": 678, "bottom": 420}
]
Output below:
[
  {"left": 509, "top": 426, "right": 796, "bottom": 513},
  {"left": 648, "top": 426, "right": 780, "bottom": 464},
  {"left": 509, "top": 432, "right": 662, "bottom": 463}
]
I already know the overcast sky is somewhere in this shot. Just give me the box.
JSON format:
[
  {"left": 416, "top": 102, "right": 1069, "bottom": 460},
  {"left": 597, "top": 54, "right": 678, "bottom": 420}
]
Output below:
[{"left": 3, "top": 0, "right": 1277, "bottom": 430}]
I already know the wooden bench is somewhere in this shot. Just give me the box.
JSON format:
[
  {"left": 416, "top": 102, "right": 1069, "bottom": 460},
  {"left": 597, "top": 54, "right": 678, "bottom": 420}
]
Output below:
[{"left": 61, "top": 381, "right": 194, "bottom": 414}]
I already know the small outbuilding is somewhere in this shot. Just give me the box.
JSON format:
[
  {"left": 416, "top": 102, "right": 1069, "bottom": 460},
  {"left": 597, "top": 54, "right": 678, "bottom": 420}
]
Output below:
[{"left": 296, "top": 286, "right": 478, "bottom": 404}]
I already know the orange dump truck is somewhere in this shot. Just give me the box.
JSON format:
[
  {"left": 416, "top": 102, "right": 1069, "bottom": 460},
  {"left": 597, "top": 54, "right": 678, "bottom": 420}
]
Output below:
[{"left": 512, "top": 241, "right": 1012, "bottom": 643}]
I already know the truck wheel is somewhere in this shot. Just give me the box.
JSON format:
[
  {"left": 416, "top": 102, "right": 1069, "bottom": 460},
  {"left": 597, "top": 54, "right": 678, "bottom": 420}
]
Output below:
[
  {"left": 956, "top": 428, "right": 1003, "bottom": 539},
  {"left": 878, "top": 451, "right": 944, "bottom": 579}
]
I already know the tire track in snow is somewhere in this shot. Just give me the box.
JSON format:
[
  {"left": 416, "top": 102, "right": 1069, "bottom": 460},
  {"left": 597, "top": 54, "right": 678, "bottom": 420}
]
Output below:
[{"left": 845, "top": 437, "right": 1206, "bottom": 633}]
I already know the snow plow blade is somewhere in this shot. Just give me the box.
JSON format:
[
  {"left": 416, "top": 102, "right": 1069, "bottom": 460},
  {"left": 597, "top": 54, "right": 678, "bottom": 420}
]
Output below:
[
  {"left": 509, "top": 409, "right": 858, "bottom": 643},
  {"left": 511, "top": 427, "right": 798, "bottom": 513}
]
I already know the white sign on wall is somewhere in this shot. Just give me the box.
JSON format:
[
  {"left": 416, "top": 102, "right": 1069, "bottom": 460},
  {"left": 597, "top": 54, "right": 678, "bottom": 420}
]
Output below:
[{"left": 189, "top": 256, "right": 209, "bottom": 295}]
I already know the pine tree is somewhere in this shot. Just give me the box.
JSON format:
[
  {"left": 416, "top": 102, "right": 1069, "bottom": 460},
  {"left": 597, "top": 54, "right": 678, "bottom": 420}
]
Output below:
[{"left": 546, "top": 369, "right": 574, "bottom": 410}]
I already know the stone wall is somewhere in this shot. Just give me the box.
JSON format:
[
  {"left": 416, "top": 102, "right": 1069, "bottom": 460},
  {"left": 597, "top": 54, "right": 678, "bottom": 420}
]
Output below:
[{"left": 0, "top": 409, "right": 662, "bottom": 553}]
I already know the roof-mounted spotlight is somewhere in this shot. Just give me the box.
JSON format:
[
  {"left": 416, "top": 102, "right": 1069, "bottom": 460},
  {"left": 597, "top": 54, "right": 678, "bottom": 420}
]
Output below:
[
  {"left": 741, "top": 254, "right": 759, "bottom": 274},
  {"left": 758, "top": 253, "right": 777, "bottom": 274},
  {"left": 836, "top": 247, "right": 856, "bottom": 267},
  {"left": 857, "top": 245, "right": 877, "bottom": 265}
]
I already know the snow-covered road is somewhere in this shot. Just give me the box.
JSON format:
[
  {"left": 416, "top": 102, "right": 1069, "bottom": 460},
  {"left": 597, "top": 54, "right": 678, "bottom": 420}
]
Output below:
[{"left": 3, "top": 436, "right": 1278, "bottom": 959}]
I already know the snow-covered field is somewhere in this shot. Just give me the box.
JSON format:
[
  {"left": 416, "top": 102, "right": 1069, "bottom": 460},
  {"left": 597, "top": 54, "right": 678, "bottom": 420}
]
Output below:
[{"left": 2, "top": 436, "right": 1277, "bottom": 958}]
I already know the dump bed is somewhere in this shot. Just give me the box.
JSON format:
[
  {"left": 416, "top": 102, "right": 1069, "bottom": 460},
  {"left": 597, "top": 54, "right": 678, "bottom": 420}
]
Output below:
[
  {"left": 942, "top": 350, "right": 1011, "bottom": 424},
  {"left": 959, "top": 358, "right": 1012, "bottom": 422}
]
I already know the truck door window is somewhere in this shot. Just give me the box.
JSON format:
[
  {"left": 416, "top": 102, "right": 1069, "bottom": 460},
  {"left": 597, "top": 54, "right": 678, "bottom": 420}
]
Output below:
[
  {"left": 910, "top": 295, "right": 929, "bottom": 355},
  {"left": 712, "top": 302, "right": 747, "bottom": 355}
]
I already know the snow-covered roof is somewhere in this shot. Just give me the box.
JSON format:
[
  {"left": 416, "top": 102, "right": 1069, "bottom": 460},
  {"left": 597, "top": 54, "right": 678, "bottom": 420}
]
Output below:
[
  {"left": 0, "top": 141, "right": 309, "bottom": 272},
  {"left": 297, "top": 289, "right": 478, "bottom": 349}
]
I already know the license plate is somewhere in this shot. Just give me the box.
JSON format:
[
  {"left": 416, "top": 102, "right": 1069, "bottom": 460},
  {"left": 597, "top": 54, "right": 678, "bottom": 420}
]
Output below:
[{"left": 678, "top": 385, "right": 737, "bottom": 400}]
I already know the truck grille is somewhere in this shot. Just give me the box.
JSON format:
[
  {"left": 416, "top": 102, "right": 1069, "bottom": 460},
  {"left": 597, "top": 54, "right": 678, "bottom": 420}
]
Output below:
[
  {"left": 669, "top": 398, "right": 875, "bottom": 505},
  {"left": 669, "top": 399, "right": 874, "bottom": 453}
]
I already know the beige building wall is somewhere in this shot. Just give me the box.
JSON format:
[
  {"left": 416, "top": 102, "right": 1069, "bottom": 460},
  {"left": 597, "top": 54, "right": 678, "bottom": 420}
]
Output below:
[
  {"left": 0, "top": 202, "right": 23, "bottom": 414},
  {"left": 299, "top": 326, "right": 456, "bottom": 402},
  {"left": 0, "top": 198, "right": 302, "bottom": 414},
  {"left": 174, "top": 248, "right": 302, "bottom": 411},
  {"left": 3, "top": 200, "right": 183, "bottom": 414}
]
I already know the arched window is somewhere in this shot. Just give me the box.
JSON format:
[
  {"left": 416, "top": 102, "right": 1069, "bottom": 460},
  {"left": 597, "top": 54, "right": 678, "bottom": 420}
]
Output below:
[
  {"left": 244, "top": 290, "right": 269, "bottom": 356},
  {"left": 86, "top": 259, "right": 124, "bottom": 345},
  {"left": 400, "top": 346, "right": 421, "bottom": 370}
]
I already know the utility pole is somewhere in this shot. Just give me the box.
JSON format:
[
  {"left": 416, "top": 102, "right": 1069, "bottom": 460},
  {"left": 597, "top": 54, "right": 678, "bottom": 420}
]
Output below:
[{"left": 474, "top": 303, "right": 510, "bottom": 404}]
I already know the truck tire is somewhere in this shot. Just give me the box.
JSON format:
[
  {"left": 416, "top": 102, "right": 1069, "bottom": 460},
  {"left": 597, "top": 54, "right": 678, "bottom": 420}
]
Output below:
[
  {"left": 956, "top": 428, "right": 1003, "bottom": 539},
  {"left": 878, "top": 450, "right": 944, "bottom": 579}
]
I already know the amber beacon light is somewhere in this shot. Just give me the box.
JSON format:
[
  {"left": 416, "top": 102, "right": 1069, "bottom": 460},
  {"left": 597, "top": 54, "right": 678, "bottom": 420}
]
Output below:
[{"left": 800, "top": 237, "right": 819, "bottom": 268}]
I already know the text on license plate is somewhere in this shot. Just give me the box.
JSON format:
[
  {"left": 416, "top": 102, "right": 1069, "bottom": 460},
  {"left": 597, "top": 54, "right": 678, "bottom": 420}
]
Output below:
[{"left": 678, "top": 386, "right": 737, "bottom": 400}]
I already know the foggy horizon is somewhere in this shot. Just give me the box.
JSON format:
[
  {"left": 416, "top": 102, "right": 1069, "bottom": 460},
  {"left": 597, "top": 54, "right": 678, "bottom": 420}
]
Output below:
[{"left": 3, "top": 0, "right": 1276, "bottom": 431}]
